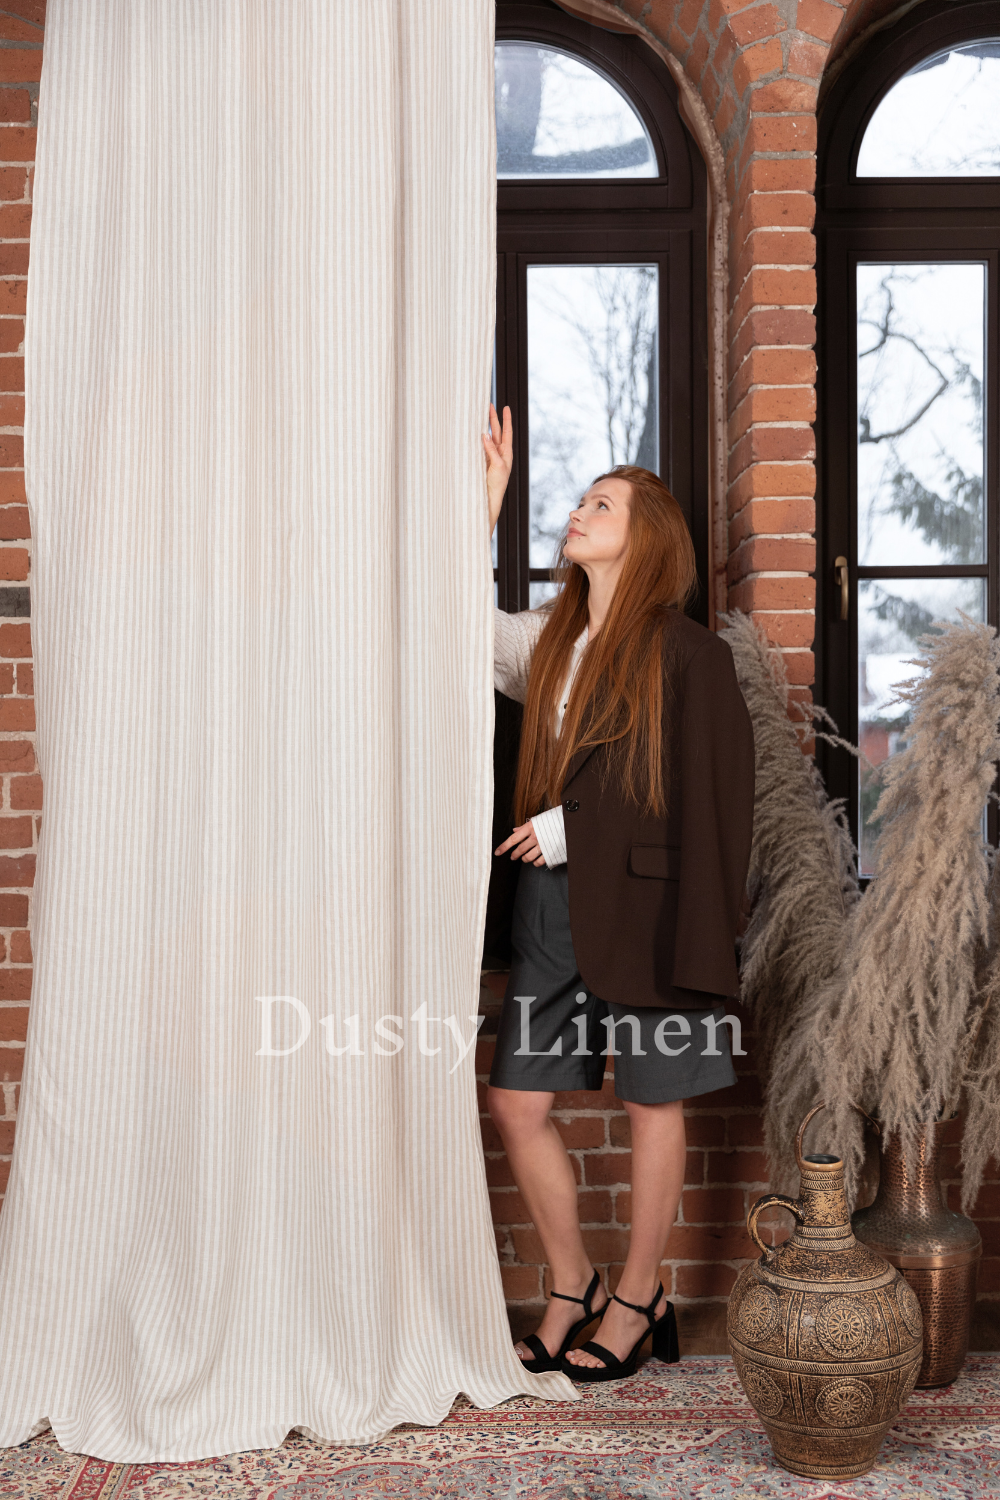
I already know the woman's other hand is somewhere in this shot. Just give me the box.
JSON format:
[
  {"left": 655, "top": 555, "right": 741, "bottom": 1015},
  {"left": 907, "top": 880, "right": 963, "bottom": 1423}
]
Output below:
[
  {"left": 483, "top": 402, "right": 512, "bottom": 537},
  {"left": 495, "top": 819, "right": 546, "bottom": 867}
]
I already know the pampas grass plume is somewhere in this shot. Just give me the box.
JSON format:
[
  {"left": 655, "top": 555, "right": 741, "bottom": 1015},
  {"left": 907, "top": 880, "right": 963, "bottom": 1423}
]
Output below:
[
  {"left": 723, "top": 610, "right": 1000, "bottom": 1201},
  {"left": 960, "top": 852, "right": 1000, "bottom": 1211},
  {"left": 816, "top": 616, "right": 1000, "bottom": 1184},
  {"left": 719, "top": 611, "right": 859, "bottom": 1184}
]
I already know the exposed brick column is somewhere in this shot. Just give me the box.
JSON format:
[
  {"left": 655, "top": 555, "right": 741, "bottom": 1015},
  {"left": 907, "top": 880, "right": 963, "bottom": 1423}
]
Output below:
[
  {"left": 0, "top": 2, "right": 42, "bottom": 1197},
  {"left": 647, "top": 0, "right": 831, "bottom": 701},
  {"left": 609, "top": 0, "right": 910, "bottom": 679}
]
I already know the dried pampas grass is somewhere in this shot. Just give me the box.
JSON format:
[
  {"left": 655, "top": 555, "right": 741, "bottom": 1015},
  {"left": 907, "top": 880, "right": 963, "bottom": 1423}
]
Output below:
[
  {"left": 731, "top": 609, "right": 1000, "bottom": 1194},
  {"left": 960, "top": 853, "right": 1000, "bottom": 1211},
  {"left": 817, "top": 616, "right": 1000, "bottom": 1184},
  {"left": 719, "top": 612, "right": 859, "bottom": 1184},
  {"left": 726, "top": 610, "right": 1000, "bottom": 1200}
]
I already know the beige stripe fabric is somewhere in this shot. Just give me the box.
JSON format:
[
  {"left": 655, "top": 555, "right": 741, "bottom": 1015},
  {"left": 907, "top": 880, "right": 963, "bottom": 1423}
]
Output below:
[{"left": 0, "top": 0, "right": 574, "bottom": 1462}]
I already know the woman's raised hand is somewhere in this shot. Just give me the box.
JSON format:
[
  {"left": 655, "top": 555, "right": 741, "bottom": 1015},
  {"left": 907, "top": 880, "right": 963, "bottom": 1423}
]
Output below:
[{"left": 483, "top": 402, "right": 513, "bottom": 537}]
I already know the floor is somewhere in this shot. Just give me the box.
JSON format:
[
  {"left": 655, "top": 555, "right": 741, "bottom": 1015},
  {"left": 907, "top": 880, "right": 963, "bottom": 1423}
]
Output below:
[{"left": 5, "top": 1354, "right": 998, "bottom": 1498}]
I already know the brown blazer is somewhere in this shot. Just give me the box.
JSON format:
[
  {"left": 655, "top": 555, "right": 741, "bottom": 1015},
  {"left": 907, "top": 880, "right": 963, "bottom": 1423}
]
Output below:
[{"left": 560, "top": 610, "right": 754, "bottom": 1010}]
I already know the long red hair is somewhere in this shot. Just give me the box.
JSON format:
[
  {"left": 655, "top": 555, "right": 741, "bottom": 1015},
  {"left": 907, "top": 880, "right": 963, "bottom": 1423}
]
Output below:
[{"left": 513, "top": 466, "right": 697, "bottom": 825}]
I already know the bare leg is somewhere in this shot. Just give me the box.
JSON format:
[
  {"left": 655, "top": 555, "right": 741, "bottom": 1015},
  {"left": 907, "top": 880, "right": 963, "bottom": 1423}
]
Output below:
[
  {"left": 487, "top": 1085, "right": 609, "bottom": 1360},
  {"left": 565, "top": 1097, "right": 685, "bottom": 1368}
]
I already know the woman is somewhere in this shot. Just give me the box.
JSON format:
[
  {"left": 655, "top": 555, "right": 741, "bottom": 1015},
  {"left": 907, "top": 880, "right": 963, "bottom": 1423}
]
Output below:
[{"left": 482, "top": 404, "right": 754, "bottom": 1383}]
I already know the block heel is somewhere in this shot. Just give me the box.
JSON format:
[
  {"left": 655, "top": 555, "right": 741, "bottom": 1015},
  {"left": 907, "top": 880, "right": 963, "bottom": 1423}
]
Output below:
[
  {"left": 516, "top": 1268, "right": 608, "bottom": 1374},
  {"left": 651, "top": 1300, "right": 679, "bottom": 1363},
  {"left": 562, "top": 1281, "right": 679, "bottom": 1383}
]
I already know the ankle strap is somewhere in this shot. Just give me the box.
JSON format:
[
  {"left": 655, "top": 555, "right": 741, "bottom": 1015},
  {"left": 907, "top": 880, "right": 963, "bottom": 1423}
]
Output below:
[
  {"left": 550, "top": 1269, "right": 601, "bottom": 1311},
  {"left": 611, "top": 1281, "right": 665, "bottom": 1325}
]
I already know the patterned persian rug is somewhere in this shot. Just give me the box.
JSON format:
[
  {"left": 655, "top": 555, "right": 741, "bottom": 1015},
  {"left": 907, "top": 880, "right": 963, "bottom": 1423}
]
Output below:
[{"left": 4, "top": 1354, "right": 998, "bottom": 1499}]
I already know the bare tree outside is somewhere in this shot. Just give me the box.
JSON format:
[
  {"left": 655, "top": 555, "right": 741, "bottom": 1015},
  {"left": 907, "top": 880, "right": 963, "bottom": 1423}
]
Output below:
[
  {"left": 855, "top": 261, "right": 986, "bottom": 869},
  {"left": 495, "top": 43, "right": 656, "bottom": 179},
  {"left": 857, "top": 43, "right": 1000, "bottom": 177},
  {"left": 527, "top": 264, "right": 658, "bottom": 592}
]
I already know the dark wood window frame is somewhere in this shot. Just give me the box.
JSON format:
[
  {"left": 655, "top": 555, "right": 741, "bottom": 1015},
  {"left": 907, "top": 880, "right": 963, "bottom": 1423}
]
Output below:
[
  {"left": 816, "top": 0, "right": 1000, "bottom": 852},
  {"left": 494, "top": 0, "right": 709, "bottom": 622},
  {"left": 484, "top": 0, "right": 709, "bottom": 967}
]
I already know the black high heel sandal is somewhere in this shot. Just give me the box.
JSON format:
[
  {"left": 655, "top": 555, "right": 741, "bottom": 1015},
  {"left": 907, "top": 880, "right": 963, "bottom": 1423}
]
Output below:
[
  {"left": 561, "top": 1281, "right": 679, "bottom": 1382},
  {"left": 516, "top": 1269, "right": 608, "bottom": 1374}
]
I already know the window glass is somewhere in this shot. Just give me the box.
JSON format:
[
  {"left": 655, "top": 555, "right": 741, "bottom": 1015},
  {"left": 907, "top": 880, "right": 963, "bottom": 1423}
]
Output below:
[
  {"left": 855, "top": 260, "right": 987, "bottom": 872},
  {"left": 495, "top": 42, "right": 657, "bottom": 179},
  {"left": 527, "top": 263, "right": 658, "bottom": 578},
  {"left": 856, "top": 262, "right": 985, "bottom": 567},
  {"left": 857, "top": 41, "right": 1000, "bottom": 176},
  {"left": 858, "top": 576, "right": 986, "bottom": 874},
  {"left": 529, "top": 579, "right": 559, "bottom": 609}
]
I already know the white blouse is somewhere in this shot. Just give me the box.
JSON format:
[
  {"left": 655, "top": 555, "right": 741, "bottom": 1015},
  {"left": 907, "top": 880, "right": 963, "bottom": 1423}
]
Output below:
[{"left": 494, "top": 606, "right": 589, "bottom": 868}]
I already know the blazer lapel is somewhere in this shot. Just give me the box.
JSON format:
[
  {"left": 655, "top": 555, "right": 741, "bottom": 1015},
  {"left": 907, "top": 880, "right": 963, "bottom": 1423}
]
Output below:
[{"left": 563, "top": 741, "right": 599, "bottom": 790}]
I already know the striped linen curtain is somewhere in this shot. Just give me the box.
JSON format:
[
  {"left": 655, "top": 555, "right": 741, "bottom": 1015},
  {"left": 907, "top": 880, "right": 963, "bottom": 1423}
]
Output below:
[{"left": 0, "top": 0, "right": 574, "bottom": 1461}]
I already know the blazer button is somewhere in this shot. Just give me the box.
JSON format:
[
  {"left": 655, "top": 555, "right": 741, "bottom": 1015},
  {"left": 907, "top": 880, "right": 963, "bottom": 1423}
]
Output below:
[{"left": 564, "top": 798, "right": 580, "bottom": 812}]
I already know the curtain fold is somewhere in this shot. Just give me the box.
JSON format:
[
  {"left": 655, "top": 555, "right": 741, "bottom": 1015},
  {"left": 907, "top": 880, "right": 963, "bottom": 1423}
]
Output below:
[{"left": 0, "top": 0, "right": 574, "bottom": 1461}]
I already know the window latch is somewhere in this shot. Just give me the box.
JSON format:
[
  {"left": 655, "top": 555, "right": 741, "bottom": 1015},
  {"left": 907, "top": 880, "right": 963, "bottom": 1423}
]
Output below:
[{"left": 834, "top": 555, "right": 849, "bottom": 622}]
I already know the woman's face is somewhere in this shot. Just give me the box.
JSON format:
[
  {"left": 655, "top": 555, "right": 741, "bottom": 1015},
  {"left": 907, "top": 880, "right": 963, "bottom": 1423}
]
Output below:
[{"left": 562, "top": 477, "right": 631, "bottom": 569}]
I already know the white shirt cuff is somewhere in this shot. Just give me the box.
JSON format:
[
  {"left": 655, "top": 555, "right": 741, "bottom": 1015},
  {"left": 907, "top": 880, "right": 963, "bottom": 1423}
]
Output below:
[{"left": 531, "top": 805, "right": 567, "bottom": 868}]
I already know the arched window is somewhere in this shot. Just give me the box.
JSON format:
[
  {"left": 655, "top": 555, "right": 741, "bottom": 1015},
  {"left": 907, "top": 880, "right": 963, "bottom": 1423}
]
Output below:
[
  {"left": 492, "top": 0, "right": 707, "bottom": 616},
  {"left": 495, "top": 41, "right": 658, "bottom": 178},
  {"left": 484, "top": 0, "right": 707, "bottom": 967},
  {"left": 856, "top": 41, "right": 1000, "bottom": 178},
  {"left": 817, "top": 0, "right": 1000, "bottom": 874}
]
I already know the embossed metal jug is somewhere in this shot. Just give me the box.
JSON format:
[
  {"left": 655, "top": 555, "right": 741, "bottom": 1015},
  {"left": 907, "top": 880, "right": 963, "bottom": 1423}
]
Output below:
[
  {"left": 728, "top": 1105, "right": 924, "bottom": 1482},
  {"left": 852, "top": 1117, "right": 981, "bottom": 1388}
]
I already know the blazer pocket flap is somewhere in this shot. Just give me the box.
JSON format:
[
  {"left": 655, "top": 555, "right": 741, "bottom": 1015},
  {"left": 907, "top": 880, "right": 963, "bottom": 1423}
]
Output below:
[{"left": 628, "top": 843, "right": 681, "bottom": 880}]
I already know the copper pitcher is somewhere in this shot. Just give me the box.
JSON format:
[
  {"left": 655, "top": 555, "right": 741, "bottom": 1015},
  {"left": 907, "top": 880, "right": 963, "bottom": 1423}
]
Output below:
[
  {"left": 728, "top": 1104, "right": 924, "bottom": 1481},
  {"left": 852, "top": 1117, "right": 981, "bottom": 1387}
]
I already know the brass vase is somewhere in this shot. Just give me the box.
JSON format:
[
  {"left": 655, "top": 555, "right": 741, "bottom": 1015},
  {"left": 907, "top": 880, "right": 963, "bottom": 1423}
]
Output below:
[
  {"left": 851, "top": 1118, "right": 981, "bottom": 1388},
  {"left": 728, "top": 1105, "right": 923, "bottom": 1482}
]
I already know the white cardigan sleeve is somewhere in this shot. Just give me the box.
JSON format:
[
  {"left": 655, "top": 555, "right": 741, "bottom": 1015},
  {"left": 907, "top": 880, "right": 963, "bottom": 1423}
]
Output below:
[
  {"left": 530, "top": 804, "right": 567, "bottom": 868},
  {"left": 493, "top": 605, "right": 567, "bottom": 867},
  {"left": 494, "top": 605, "right": 548, "bottom": 703}
]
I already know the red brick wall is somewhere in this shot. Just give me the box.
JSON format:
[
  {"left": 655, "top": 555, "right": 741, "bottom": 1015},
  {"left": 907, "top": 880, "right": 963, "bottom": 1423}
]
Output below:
[
  {"left": 0, "top": 0, "right": 996, "bottom": 1326},
  {"left": 617, "top": 0, "right": 902, "bottom": 701},
  {"left": 0, "top": 2, "right": 42, "bottom": 1195}
]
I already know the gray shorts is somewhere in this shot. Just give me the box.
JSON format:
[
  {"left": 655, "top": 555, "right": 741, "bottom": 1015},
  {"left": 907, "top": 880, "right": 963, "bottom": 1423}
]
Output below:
[{"left": 488, "top": 862, "right": 738, "bottom": 1105}]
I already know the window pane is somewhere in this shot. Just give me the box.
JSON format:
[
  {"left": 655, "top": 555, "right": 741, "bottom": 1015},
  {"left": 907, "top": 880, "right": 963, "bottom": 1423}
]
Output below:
[
  {"left": 529, "top": 580, "right": 559, "bottom": 609},
  {"left": 857, "top": 41, "right": 1000, "bottom": 176},
  {"left": 858, "top": 576, "right": 985, "bottom": 874},
  {"left": 527, "top": 264, "right": 658, "bottom": 569},
  {"left": 857, "top": 263, "right": 984, "bottom": 566},
  {"left": 495, "top": 43, "right": 657, "bottom": 179}
]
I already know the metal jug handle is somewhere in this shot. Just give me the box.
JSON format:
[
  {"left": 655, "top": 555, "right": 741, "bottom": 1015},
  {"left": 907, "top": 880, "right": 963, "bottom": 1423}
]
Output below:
[
  {"left": 746, "top": 1194, "right": 806, "bottom": 1257},
  {"left": 794, "top": 1100, "right": 880, "bottom": 1172}
]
